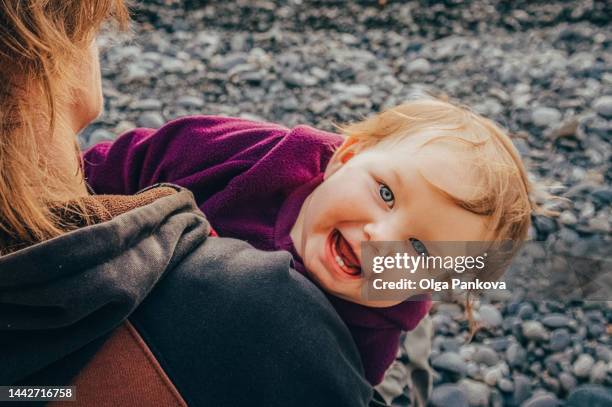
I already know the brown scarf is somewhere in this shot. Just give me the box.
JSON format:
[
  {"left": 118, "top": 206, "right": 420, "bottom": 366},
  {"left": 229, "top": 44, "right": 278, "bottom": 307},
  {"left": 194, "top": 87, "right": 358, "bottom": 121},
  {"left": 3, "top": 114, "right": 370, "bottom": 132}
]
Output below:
[{"left": 1, "top": 186, "right": 178, "bottom": 254}]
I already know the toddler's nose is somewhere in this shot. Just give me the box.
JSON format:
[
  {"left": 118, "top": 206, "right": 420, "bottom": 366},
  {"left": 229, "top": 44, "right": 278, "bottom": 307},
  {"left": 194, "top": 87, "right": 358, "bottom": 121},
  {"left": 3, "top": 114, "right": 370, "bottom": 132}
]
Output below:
[
  {"left": 363, "top": 221, "right": 400, "bottom": 242},
  {"left": 363, "top": 222, "right": 375, "bottom": 241}
]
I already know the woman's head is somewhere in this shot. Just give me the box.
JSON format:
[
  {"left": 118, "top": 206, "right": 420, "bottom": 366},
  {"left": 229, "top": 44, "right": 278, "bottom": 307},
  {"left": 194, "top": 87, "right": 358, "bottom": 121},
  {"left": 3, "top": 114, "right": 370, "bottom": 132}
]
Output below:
[
  {"left": 0, "top": 0, "right": 128, "bottom": 250},
  {"left": 290, "top": 95, "right": 533, "bottom": 306}
]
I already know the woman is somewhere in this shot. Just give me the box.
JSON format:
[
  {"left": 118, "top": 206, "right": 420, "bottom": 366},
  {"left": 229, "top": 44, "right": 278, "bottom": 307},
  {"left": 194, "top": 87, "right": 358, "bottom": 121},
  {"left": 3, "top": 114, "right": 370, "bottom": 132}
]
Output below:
[{"left": 0, "top": 1, "right": 372, "bottom": 406}]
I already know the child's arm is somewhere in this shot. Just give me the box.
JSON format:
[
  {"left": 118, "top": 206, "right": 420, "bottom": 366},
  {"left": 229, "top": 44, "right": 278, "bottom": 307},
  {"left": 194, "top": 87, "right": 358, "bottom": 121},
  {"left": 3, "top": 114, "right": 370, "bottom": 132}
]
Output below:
[{"left": 83, "top": 115, "right": 288, "bottom": 197}]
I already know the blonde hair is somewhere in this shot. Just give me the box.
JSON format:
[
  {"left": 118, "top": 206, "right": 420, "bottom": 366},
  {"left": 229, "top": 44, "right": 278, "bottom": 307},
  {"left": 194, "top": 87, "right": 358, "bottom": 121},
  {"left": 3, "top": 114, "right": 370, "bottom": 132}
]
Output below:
[
  {"left": 340, "top": 94, "right": 533, "bottom": 245},
  {"left": 0, "top": 0, "right": 129, "bottom": 252}
]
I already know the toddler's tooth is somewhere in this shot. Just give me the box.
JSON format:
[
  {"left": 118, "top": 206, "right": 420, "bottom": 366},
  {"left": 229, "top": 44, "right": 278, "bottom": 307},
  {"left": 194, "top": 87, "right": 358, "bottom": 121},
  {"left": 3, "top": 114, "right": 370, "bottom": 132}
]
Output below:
[{"left": 335, "top": 255, "right": 345, "bottom": 267}]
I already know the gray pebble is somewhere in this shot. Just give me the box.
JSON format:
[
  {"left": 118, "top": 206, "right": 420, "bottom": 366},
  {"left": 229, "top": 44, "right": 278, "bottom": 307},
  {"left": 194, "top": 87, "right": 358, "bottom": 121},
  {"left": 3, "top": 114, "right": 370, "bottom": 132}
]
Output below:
[
  {"left": 431, "top": 384, "right": 469, "bottom": 407},
  {"left": 498, "top": 378, "right": 514, "bottom": 393},
  {"left": 544, "top": 354, "right": 564, "bottom": 376},
  {"left": 588, "top": 216, "right": 610, "bottom": 233},
  {"left": 474, "top": 99, "right": 503, "bottom": 116},
  {"left": 87, "top": 129, "right": 116, "bottom": 146},
  {"left": 141, "top": 51, "right": 162, "bottom": 63},
  {"left": 567, "top": 384, "right": 612, "bottom": 407},
  {"left": 484, "top": 365, "right": 503, "bottom": 386},
  {"left": 490, "top": 389, "right": 503, "bottom": 407},
  {"left": 541, "top": 314, "right": 572, "bottom": 329},
  {"left": 506, "top": 343, "right": 527, "bottom": 368},
  {"left": 308, "top": 99, "right": 331, "bottom": 115},
  {"left": 580, "top": 201, "right": 596, "bottom": 219},
  {"left": 109, "top": 44, "right": 141, "bottom": 62},
  {"left": 532, "top": 215, "right": 557, "bottom": 235},
  {"left": 549, "top": 329, "right": 571, "bottom": 352},
  {"left": 522, "top": 321, "right": 549, "bottom": 341},
  {"left": 532, "top": 107, "right": 562, "bottom": 127},
  {"left": 439, "top": 337, "right": 462, "bottom": 353},
  {"left": 161, "top": 58, "right": 185, "bottom": 74},
  {"left": 486, "top": 337, "right": 511, "bottom": 352},
  {"left": 194, "top": 32, "right": 220, "bottom": 58},
  {"left": 406, "top": 58, "right": 431, "bottom": 74},
  {"left": 484, "top": 289, "right": 513, "bottom": 303},
  {"left": 573, "top": 354, "right": 595, "bottom": 378},
  {"left": 512, "top": 138, "right": 531, "bottom": 157},
  {"left": 129, "top": 98, "right": 163, "bottom": 110},
  {"left": 310, "top": 67, "right": 329, "bottom": 81},
  {"left": 521, "top": 393, "right": 561, "bottom": 407},
  {"left": 478, "top": 304, "right": 503, "bottom": 328},
  {"left": 230, "top": 34, "right": 247, "bottom": 51},
  {"left": 227, "top": 64, "right": 259, "bottom": 81},
  {"left": 177, "top": 95, "right": 204, "bottom": 109},
  {"left": 559, "top": 211, "right": 578, "bottom": 225},
  {"left": 458, "top": 378, "right": 490, "bottom": 407},
  {"left": 595, "top": 344, "right": 612, "bottom": 362},
  {"left": 331, "top": 83, "right": 371, "bottom": 97},
  {"left": 592, "top": 187, "right": 612, "bottom": 205},
  {"left": 114, "top": 120, "right": 136, "bottom": 135},
  {"left": 137, "top": 112, "right": 165, "bottom": 128},
  {"left": 240, "top": 71, "right": 266, "bottom": 84},
  {"left": 542, "top": 376, "right": 561, "bottom": 396},
  {"left": 559, "top": 372, "right": 577, "bottom": 393},
  {"left": 513, "top": 374, "right": 532, "bottom": 405},
  {"left": 432, "top": 352, "right": 467, "bottom": 376},
  {"left": 548, "top": 117, "right": 579, "bottom": 140},
  {"left": 123, "top": 63, "right": 149, "bottom": 84},
  {"left": 211, "top": 53, "right": 248, "bottom": 72},
  {"left": 459, "top": 345, "right": 476, "bottom": 361},
  {"left": 283, "top": 72, "right": 318, "bottom": 87},
  {"left": 466, "top": 361, "right": 480, "bottom": 378},
  {"left": 593, "top": 95, "right": 612, "bottom": 118},
  {"left": 517, "top": 303, "right": 535, "bottom": 320},
  {"left": 589, "top": 361, "right": 608, "bottom": 384},
  {"left": 588, "top": 322, "right": 605, "bottom": 338},
  {"left": 472, "top": 346, "right": 500, "bottom": 367},
  {"left": 431, "top": 313, "right": 455, "bottom": 334},
  {"left": 503, "top": 316, "right": 522, "bottom": 337},
  {"left": 436, "top": 303, "right": 463, "bottom": 318}
]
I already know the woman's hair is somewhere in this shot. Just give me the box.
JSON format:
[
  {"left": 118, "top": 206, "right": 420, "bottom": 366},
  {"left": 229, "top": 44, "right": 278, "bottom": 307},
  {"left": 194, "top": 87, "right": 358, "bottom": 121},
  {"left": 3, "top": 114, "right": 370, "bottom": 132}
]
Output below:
[{"left": 0, "top": 0, "right": 129, "bottom": 251}]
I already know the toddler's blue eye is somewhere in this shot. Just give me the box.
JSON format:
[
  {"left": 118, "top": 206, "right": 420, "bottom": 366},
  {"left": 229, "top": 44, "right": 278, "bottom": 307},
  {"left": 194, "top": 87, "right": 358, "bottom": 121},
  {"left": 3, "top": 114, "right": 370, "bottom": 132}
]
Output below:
[
  {"left": 379, "top": 183, "right": 395, "bottom": 207},
  {"left": 410, "top": 238, "right": 429, "bottom": 256}
]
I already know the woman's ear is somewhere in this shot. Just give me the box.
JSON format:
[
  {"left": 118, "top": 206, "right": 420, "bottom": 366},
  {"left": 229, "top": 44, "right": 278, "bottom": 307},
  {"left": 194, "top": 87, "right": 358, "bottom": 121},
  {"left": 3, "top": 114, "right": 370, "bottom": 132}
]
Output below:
[{"left": 324, "top": 136, "right": 362, "bottom": 179}]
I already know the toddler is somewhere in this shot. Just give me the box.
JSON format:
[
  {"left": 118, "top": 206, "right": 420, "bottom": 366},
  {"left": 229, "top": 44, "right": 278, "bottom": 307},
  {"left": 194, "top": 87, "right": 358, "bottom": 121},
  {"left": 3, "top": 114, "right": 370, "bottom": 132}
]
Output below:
[{"left": 84, "top": 94, "right": 533, "bottom": 385}]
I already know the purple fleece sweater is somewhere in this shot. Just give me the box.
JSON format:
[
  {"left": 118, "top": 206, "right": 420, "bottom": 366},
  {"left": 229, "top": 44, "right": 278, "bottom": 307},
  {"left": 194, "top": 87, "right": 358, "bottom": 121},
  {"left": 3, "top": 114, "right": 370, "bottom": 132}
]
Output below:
[{"left": 83, "top": 116, "right": 431, "bottom": 385}]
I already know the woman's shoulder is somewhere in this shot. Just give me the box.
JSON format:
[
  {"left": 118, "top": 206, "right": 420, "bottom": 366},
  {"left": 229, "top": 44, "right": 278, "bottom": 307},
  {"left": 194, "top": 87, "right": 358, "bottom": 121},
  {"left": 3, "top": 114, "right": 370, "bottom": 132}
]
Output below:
[
  {"left": 154, "top": 234, "right": 328, "bottom": 318},
  {"left": 131, "top": 235, "right": 373, "bottom": 406}
]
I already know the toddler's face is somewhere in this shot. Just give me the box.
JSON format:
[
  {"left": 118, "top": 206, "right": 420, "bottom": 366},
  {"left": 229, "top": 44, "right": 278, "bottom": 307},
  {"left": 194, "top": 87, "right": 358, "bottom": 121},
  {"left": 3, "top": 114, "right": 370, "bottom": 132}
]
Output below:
[{"left": 290, "top": 133, "right": 491, "bottom": 307}]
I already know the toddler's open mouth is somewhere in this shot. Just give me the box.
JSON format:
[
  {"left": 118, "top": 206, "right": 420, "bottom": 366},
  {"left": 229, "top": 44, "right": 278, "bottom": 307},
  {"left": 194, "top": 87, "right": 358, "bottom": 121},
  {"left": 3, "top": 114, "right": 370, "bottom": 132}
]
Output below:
[{"left": 327, "top": 229, "right": 361, "bottom": 277}]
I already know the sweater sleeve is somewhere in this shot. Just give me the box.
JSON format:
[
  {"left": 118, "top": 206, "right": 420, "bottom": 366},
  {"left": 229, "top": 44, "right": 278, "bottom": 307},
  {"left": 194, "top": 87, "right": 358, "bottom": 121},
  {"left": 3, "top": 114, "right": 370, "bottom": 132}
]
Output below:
[
  {"left": 83, "top": 116, "right": 289, "bottom": 197},
  {"left": 328, "top": 295, "right": 432, "bottom": 385}
]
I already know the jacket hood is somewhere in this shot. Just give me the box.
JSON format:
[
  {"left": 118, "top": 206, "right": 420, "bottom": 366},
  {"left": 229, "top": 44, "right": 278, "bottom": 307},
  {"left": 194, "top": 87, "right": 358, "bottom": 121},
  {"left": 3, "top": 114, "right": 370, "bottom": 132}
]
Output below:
[{"left": 0, "top": 184, "right": 210, "bottom": 384}]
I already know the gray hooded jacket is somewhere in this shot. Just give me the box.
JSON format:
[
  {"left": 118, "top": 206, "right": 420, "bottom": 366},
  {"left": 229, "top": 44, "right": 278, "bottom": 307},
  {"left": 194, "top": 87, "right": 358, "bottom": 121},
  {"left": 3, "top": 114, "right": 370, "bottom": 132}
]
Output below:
[{"left": 0, "top": 184, "right": 372, "bottom": 406}]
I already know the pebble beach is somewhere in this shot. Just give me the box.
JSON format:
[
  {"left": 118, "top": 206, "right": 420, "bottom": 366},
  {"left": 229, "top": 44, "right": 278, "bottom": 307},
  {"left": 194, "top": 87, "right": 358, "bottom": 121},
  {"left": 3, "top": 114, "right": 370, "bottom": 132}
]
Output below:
[{"left": 82, "top": 1, "right": 611, "bottom": 405}]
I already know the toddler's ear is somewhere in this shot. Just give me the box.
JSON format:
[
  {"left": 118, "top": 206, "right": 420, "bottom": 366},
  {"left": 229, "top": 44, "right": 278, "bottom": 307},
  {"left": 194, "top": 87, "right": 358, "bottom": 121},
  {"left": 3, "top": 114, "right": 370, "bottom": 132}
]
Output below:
[{"left": 324, "top": 136, "right": 362, "bottom": 179}]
